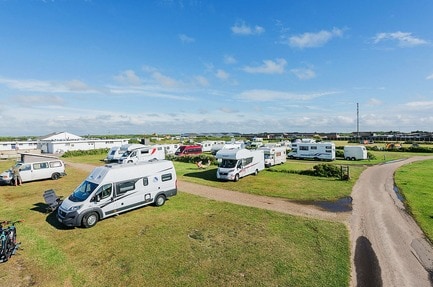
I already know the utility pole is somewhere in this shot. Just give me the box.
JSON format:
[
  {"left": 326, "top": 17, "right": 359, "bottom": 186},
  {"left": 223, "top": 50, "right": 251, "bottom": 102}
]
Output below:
[{"left": 357, "top": 103, "right": 360, "bottom": 142}]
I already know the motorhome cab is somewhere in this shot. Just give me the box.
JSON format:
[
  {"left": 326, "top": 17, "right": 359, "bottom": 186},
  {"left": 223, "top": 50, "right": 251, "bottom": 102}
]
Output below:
[
  {"left": 174, "top": 145, "right": 202, "bottom": 156},
  {"left": 118, "top": 145, "right": 165, "bottom": 164},
  {"left": 259, "top": 146, "right": 287, "bottom": 167},
  {"left": 57, "top": 160, "right": 177, "bottom": 228},
  {"left": 216, "top": 148, "right": 264, "bottom": 182},
  {"left": 0, "top": 159, "right": 66, "bottom": 185}
]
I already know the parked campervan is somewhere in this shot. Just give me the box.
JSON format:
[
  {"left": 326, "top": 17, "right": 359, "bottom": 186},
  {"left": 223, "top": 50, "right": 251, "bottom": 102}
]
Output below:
[
  {"left": 211, "top": 141, "right": 245, "bottom": 155},
  {"left": 105, "top": 146, "right": 123, "bottom": 162},
  {"left": 343, "top": 145, "right": 367, "bottom": 160},
  {"left": 0, "top": 159, "right": 66, "bottom": 185},
  {"left": 174, "top": 145, "right": 202, "bottom": 156},
  {"left": 118, "top": 145, "right": 165, "bottom": 164},
  {"left": 57, "top": 160, "right": 177, "bottom": 228},
  {"left": 216, "top": 148, "right": 264, "bottom": 182},
  {"left": 289, "top": 142, "right": 335, "bottom": 161},
  {"left": 259, "top": 146, "right": 287, "bottom": 167},
  {"left": 163, "top": 144, "right": 181, "bottom": 155}
]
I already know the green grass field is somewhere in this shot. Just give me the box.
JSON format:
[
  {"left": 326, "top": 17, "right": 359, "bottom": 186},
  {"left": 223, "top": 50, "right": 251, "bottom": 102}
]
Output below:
[
  {"left": 395, "top": 159, "right": 433, "bottom": 241},
  {"left": 0, "top": 159, "right": 350, "bottom": 287}
]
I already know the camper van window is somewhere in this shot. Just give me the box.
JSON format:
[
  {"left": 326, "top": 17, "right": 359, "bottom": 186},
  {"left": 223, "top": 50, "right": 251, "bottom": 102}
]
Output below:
[
  {"left": 161, "top": 173, "right": 172, "bottom": 182},
  {"left": 299, "top": 146, "right": 309, "bottom": 151},
  {"left": 50, "top": 161, "right": 62, "bottom": 168},
  {"left": 19, "top": 164, "right": 31, "bottom": 171},
  {"left": 140, "top": 150, "right": 149, "bottom": 155},
  {"left": 71, "top": 181, "right": 98, "bottom": 202},
  {"left": 244, "top": 157, "right": 253, "bottom": 165},
  {"left": 97, "top": 184, "right": 112, "bottom": 200},
  {"left": 33, "top": 162, "right": 49, "bottom": 170},
  {"left": 143, "top": 177, "right": 149, "bottom": 186},
  {"left": 311, "top": 146, "right": 317, "bottom": 150},
  {"left": 116, "top": 181, "right": 135, "bottom": 195}
]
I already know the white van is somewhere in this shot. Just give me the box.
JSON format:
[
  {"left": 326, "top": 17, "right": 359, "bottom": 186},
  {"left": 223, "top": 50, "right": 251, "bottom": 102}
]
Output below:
[
  {"left": 57, "top": 160, "right": 177, "bottom": 228},
  {"left": 343, "top": 145, "right": 367, "bottom": 160},
  {"left": 0, "top": 159, "right": 66, "bottom": 185},
  {"left": 118, "top": 145, "right": 165, "bottom": 164},
  {"left": 216, "top": 148, "right": 264, "bottom": 182}
]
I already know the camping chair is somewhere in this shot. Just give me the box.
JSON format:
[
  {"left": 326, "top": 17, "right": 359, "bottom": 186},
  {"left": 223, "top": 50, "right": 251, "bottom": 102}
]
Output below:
[{"left": 43, "top": 189, "right": 63, "bottom": 213}]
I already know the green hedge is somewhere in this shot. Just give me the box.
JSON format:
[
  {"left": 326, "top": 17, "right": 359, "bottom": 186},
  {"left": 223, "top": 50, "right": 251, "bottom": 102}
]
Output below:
[{"left": 62, "top": 148, "right": 109, "bottom": 158}]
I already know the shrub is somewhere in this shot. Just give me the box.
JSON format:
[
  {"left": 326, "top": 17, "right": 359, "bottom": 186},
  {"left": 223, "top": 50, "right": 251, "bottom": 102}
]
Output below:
[
  {"left": 300, "top": 163, "right": 341, "bottom": 178},
  {"left": 62, "top": 148, "right": 109, "bottom": 158},
  {"left": 166, "top": 154, "right": 216, "bottom": 165}
]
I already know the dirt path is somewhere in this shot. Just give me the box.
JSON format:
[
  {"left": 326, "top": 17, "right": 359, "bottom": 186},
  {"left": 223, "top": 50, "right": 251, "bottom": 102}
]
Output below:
[
  {"left": 350, "top": 156, "right": 433, "bottom": 287},
  {"left": 65, "top": 157, "right": 433, "bottom": 286}
]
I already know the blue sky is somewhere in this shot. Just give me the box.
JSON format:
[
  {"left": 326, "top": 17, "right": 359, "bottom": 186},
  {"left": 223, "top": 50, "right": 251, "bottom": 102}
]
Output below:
[{"left": 1, "top": 0, "right": 433, "bottom": 136}]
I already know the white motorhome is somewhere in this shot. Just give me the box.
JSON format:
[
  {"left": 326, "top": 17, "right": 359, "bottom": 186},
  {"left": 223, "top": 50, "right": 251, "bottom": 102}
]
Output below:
[
  {"left": 0, "top": 159, "right": 66, "bottom": 185},
  {"left": 118, "top": 145, "right": 165, "bottom": 164},
  {"left": 289, "top": 142, "right": 335, "bottom": 161},
  {"left": 57, "top": 160, "right": 177, "bottom": 228},
  {"left": 199, "top": 141, "right": 225, "bottom": 153},
  {"left": 216, "top": 148, "right": 264, "bottom": 182},
  {"left": 211, "top": 141, "right": 245, "bottom": 155},
  {"left": 105, "top": 146, "right": 123, "bottom": 162},
  {"left": 259, "top": 146, "right": 287, "bottom": 167},
  {"left": 343, "top": 145, "right": 367, "bottom": 160}
]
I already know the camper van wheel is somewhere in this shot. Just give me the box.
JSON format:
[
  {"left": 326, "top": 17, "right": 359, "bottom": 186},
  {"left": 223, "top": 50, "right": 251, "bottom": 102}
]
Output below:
[
  {"left": 82, "top": 212, "right": 98, "bottom": 228},
  {"left": 51, "top": 173, "right": 59, "bottom": 180},
  {"left": 254, "top": 169, "right": 259, "bottom": 176},
  {"left": 234, "top": 174, "right": 240, "bottom": 182},
  {"left": 155, "top": 194, "right": 166, "bottom": 207},
  {"left": 351, "top": 157, "right": 356, "bottom": 161}
]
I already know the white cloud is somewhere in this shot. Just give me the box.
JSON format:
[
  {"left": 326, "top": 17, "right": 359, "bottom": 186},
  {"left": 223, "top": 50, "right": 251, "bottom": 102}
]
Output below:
[
  {"left": 405, "top": 101, "right": 433, "bottom": 109},
  {"left": 237, "top": 89, "right": 337, "bottom": 102},
  {"left": 288, "top": 27, "right": 344, "bottom": 48},
  {"left": 224, "top": 55, "right": 237, "bottom": 64},
  {"left": 373, "top": 31, "right": 427, "bottom": 47},
  {"left": 290, "top": 68, "right": 316, "bottom": 80},
  {"left": 216, "top": 69, "right": 229, "bottom": 80},
  {"left": 194, "top": 75, "right": 209, "bottom": 87},
  {"left": 231, "top": 21, "right": 265, "bottom": 35},
  {"left": 0, "top": 77, "right": 97, "bottom": 93},
  {"left": 426, "top": 73, "right": 433, "bottom": 80},
  {"left": 114, "top": 70, "right": 142, "bottom": 86},
  {"left": 178, "top": 33, "right": 195, "bottom": 43},
  {"left": 242, "top": 58, "right": 287, "bottom": 74},
  {"left": 367, "top": 98, "right": 383, "bottom": 106}
]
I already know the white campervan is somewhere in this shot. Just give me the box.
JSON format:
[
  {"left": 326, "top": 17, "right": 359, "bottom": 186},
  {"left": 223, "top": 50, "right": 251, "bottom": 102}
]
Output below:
[
  {"left": 57, "top": 160, "right": 177, "bottom": 228},
  {"left": 343, "top": 145, "right": 367, "bottom": 160},
  {"left": 0, "top": 159, "right": 66, "bottom": 185},
  {"left": 216, "top": 148, "right": 264, "bottom": 182},
  {"left": 118, "top": 145, "right": 165, "bottom": 164},
  {"left": 259, "top": 146, "right": 287, "bottom": 167},
  {"left": 105, "top": 146, "right": 123, "bottom": 162}
]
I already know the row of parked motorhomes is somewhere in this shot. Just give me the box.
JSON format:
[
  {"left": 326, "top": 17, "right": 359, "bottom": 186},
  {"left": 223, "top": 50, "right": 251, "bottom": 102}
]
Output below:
[{"left": 0, "top": 140, "right": 368, "bottom": 229}]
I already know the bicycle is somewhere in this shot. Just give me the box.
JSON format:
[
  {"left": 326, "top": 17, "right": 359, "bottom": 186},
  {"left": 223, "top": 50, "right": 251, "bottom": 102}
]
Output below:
[{"left": 0, "top": 220, "right": 23, "bottom": 263}]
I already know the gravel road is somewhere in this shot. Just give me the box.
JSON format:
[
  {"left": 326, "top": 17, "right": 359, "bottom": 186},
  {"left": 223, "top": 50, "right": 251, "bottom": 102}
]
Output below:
[{"left": 65, "top": 157, "right": 433, "bottom": 287}]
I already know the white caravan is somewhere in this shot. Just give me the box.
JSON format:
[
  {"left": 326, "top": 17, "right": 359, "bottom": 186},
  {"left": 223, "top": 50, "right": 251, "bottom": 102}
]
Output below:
[
  {"left": 118, "top": 145, "right": 165, "bottom": 164},
  {"left": 199, "top": 141, "right": 225, "bottom": 153},
  {"left": 0, "top": 159, "right": 66, "bottom": 185},
  {"left": 343, "top": 145, "right": 367, "bottom": 160},
  {"left": 57, "top": 160, "right": 177, "bottom": 228},
  {"left": 216, "top": 148, "right": 264, "bottom": 182},
  {"left": 259, "top": 146, "right": 287, "bottom": 167},
  {"left": 289, "top": 142, "right": 335, "bottom": 161}
]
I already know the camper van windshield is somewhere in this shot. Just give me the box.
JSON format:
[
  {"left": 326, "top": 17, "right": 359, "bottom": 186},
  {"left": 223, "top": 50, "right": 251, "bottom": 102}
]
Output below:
[
  {"left": 219, "top": 159, "right": 237, "bottom": 168},
  {"left": 70, "top": 180, "right": 98, "bottom": 202}
]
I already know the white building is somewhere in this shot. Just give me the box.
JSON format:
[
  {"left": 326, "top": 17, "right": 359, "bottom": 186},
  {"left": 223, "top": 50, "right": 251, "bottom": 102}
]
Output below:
[
  {"left": 0, "top": 132, "right": 129, "bottom": 154},
  {"left": 37, "top": 132, "right": 129, "bottom": 154}
]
